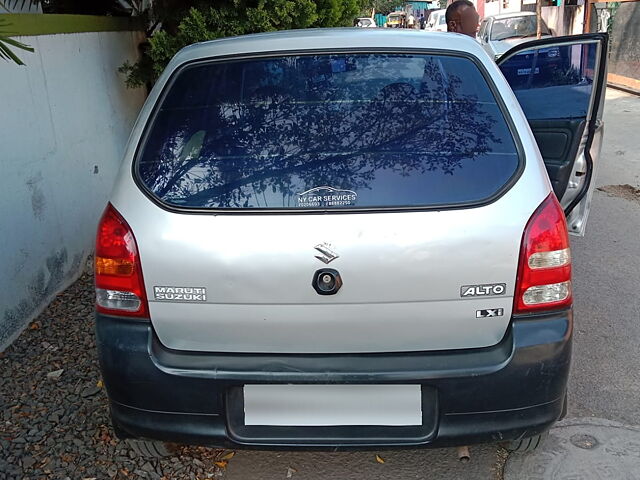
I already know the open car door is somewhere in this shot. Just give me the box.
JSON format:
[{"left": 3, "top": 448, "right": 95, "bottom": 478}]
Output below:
[{"left": 498, "top": 34, "right": 608, "bottom": 236}]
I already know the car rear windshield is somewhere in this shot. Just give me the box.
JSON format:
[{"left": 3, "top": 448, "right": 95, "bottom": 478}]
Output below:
[{"left": 136, "top": 53, "right": 520, "bottom": 210}]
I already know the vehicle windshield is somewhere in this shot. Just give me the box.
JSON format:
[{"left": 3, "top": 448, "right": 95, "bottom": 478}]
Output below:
[
  {"left": 491, "top": 16, "right": 550, "bottom": 41},
  {"left": 137, "top": 53, "right": 519, "bottom": 210}
]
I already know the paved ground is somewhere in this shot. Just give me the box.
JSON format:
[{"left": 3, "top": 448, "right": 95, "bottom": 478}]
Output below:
[
  {"left": 0, "top": 89, "right": 638, "bottom": 480},
  {"left": 505, "top": 418, "right": 640, "bottom": 478},
  {"left": 568, "top": 89, "right": 640, "bottom": 427}
]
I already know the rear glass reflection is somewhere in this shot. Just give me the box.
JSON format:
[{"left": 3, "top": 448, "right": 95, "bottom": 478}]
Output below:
[{"left": 138, "top": 54, "right": 519, "bottom": 209}]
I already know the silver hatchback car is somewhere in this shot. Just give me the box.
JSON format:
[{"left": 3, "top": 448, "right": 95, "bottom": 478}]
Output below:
[{"left": 95, "top": 29, "right": 607, "bottom": 455}]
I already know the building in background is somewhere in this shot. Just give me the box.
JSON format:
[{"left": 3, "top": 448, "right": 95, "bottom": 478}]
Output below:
[
  {"left": 521, "top": 0, "right": 585, "bottom": 36},
  {"left": 377, "top": 1, "right": 441, "bottom": 26},
  {"left": 479, "top": 0, "right": 522, "bottom": 18},
  {"left": 472, "top": 0, "right": 585, "bottom": 36},
  {"left": 586, "top": 0, "right": 640, "bottom": 94},
  {"left": 404, "top": 1, "right": 439, "bottom": 18}
]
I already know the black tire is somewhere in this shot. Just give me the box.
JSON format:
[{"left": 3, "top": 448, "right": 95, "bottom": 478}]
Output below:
[
  {"left": 559, "top": 391, "right": 568, "bottom": 420},
  {"left": 504, "top": 431, "right": 549, "bottom": 454},
  {"left": 125, "top": 438, "right": 172, "bottom": 458}
]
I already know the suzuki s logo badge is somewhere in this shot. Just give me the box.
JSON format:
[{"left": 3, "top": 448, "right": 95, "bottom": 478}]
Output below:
[
  {"left": 314, "top": 243, "right": 339, "bottom": 264},
  {"left": 460, "top": 283, "right": 506, "bottom": 297}
]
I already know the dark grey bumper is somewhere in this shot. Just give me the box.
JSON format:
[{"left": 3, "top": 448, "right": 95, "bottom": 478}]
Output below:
[{"left": 96, "top": 310, "right": 572, "bottom": 449}]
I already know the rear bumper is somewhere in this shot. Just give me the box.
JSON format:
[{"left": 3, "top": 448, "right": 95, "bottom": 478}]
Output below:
[{"left": 96, "top": 310, "right": 572, "bottom": 449}]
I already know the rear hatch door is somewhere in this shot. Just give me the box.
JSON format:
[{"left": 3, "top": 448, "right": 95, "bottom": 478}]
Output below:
[{"left": 129, "top": 48, "right": 537, "bottom": 353}]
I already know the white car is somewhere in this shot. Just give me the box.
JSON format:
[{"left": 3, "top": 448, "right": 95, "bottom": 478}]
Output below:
[
  {"left": 355, "top": 17, "right": 377, "bottom": 28},
  {"left": 425, "top": 9, "right": 447, "bottom": 32},
  {"left": 478, "top": 11, "right": 553, "bottom": 60},
  {"left": 95, "top": 29, "right": 608, "bottom": 457}
]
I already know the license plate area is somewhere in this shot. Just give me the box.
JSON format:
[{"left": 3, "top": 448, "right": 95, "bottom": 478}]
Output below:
[
  {"left": 244, "top": 384, "right": 421, "bottom": 426},
  {"left": 517, "top": 67, "right": 540, "bottom": 75},
  {"left": 226, "top": 385, "right": 438, "bottom": 445}
]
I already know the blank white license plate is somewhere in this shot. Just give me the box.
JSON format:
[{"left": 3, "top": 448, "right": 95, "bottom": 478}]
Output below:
[{"left": 243, "top": 384, "right": 422, "bottom": 427}]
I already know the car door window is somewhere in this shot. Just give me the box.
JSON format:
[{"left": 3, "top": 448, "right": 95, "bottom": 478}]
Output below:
[{"left": 499, "top": 42, "right": 598, "bottom": 120}]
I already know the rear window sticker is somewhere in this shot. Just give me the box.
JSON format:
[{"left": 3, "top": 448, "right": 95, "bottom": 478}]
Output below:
[{"left": 297, "top": 186, "right": 358, "bottom": 208}]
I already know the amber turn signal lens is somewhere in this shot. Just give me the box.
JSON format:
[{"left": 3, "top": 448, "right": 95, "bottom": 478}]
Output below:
[{"left": 95, "top": 256, "right": 135, "bottom": 276}]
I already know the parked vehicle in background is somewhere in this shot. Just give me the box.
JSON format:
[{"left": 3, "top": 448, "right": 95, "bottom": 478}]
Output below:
[
  {"left": 386, "top": 11, "right": 406, "bottom": 28},
  {"left": 95, "top": 29, "right": 608, "bottom": 457},
  {"left": 355, "top": 17, "right": 377, "bottom": 28},
  {"left": 425, "top": 9, "right": 447, "bottom": 32},
  {"left": 478, "top": 12, "right": 553, "bottom": 60}
]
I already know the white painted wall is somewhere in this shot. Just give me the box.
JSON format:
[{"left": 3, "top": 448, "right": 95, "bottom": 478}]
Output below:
[
  {"left": 483, "top": 0, "right": 523, "bottom": 18},
  {"left": 0, "top": 30, "right": 146, "bottom": 349},
  {"left": 541, "top": 6, "right": 585, "bottom": 36}
]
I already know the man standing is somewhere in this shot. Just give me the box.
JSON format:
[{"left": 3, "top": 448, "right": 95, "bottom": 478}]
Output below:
[
  {"left": 445, "top": 0, "right": 480, "bottom": 37},
  {"left": 407, "top": 13, "right": 416, "bottom": 29}
]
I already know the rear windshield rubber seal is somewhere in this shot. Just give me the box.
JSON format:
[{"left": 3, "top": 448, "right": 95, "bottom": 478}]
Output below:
[{"left": 131, "top": 47, "right": 525, "bottom": 216}]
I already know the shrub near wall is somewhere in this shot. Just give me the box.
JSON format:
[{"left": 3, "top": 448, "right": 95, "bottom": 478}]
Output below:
[{"left": 120, "top": 0, "right": 362, "bottom": 88}]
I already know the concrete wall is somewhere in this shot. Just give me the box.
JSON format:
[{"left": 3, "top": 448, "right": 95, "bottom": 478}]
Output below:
[
  {"left": 482, "top": 2, "right": 585, "bottom": 36},
  {"left": 0, "top": 30, "right": 146, "bottom": 350},
  {"left": 541, "top": 5, "right": 585, "bottom": 36},
  {"left": 483, "top": 0, "right": 524, "bottom": 18}
]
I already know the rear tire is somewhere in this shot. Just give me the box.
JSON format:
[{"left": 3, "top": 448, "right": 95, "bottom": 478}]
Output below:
[
  {"left": 504, "top": 431, "right": 549, "bottom": 454},
  {"left": 559, "top": 391, "right": 568, "bottom": 420},
  {"left": 125, "top": 438, "right": 172, "bottom": 458}
]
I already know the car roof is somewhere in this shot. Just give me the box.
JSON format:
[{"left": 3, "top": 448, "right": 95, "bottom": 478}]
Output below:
[
  {"left": 486, "top": 11, "right": 537, "bottom": 20},
  {"left": 170, "top": 28, "right": 486, "bottom": 67}
]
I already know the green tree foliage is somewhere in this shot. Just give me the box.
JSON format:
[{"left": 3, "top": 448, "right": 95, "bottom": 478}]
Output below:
[
  {"left": 314, "top": 0, "right": 360, "bottom": 27},
  {"left": 358, "top": 0, "right": 398, "bottom": 16},
  {"left": 120, "top": 0, "right": 362, "bottom": 88},
  {"left": 0, "top": 18, "right": 34, "bottom": 65}
]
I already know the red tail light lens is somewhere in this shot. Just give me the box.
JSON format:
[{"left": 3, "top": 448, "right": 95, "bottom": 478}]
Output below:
[
  {"left": 514, "top": 194, "right": 572, "bottom": 314},
  {"left": 95, "top": 204, "right": 148, "bottom": 317}
]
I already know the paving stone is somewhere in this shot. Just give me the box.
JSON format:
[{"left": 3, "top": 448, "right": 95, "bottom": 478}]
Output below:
[{"left": 504, "top": 418, "right": 640, "bottom": 480}]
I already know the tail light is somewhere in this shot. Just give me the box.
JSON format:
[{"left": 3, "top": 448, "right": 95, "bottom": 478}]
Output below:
[
  {"left": 514, "top": 194, "right": 572, "bottom": 314},
  {"left": 95, "top": 204, "right": 148, "bottom": 317}
]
